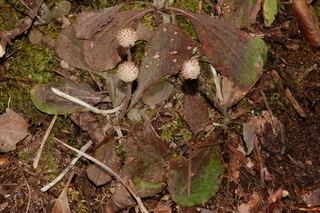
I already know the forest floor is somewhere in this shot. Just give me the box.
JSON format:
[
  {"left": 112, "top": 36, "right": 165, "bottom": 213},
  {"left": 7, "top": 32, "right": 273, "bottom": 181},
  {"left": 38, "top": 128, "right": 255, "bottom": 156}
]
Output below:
[{"left": 0, "top": 0, "right": 319, "bottom": 213}]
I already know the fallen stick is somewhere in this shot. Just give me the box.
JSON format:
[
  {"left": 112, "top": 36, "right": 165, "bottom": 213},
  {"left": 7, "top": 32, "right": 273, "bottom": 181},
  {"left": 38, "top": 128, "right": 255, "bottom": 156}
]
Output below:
[
  {"left": 33, "top": 115, "right": 58, "bottom": 169},
  {"left": 41, "top": 140, "right": 93, "bottom": 192},
  {"left": 54, "top": 138, "right": 149, "bottom": 213}
]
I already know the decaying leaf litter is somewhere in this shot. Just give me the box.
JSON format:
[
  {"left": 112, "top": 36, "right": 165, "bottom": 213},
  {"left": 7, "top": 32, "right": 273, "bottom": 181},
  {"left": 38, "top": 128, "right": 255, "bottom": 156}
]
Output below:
[{"left": 0, "top": 0, "right": 319, "bottom": 212}]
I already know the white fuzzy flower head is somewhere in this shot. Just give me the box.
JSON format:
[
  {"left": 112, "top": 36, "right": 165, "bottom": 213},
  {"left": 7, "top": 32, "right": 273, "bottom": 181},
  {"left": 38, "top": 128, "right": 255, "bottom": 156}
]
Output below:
[
  {"left": 181, "top": 58, "right": 200, "bottom": 79},
  {"left": 116, "top": 28, "right": 137, "bottom": 48},
  {"left": 117, "top": 61, "right": 139, "bottom": 82}
]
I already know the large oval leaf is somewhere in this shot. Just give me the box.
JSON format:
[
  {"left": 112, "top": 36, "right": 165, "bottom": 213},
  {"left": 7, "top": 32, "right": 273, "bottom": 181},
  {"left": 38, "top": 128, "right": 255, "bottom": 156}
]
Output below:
[
  {"left": 31, "top": 78, "right": 103, "bottom": 115},
  {"left": 172, "top": 9, "right": 268, "bottom": 88},
  {"left": 130, "top": 23, "right": 198, "bottom": 107},
  {"left": 55, "top": 25, "right": 92, "bottom": 71},
  {"left": 83, "top": 9, "right": 152, "bottom": 71},
  {"left": 168, "top": 144, "right": 223, "bottom": 207}
]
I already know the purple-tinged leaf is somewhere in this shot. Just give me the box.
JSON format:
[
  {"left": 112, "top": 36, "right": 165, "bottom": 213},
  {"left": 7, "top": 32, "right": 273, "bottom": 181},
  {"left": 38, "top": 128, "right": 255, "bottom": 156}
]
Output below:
[
  {"left": 130, "top": 23, "right": 198, "bottom": 107},
  {"left": 55, "top": 25, "right": 92, "bottom": 71},
  {"left": 83, "top": 9, "right": 153, "bottom": 71},
  {"left": 171, "top": 9, "right": 268, "bottom": 89},
  {"left": 181, "top": 93, "right": 209, "bottom": 134},
  {"left": 74, "top": 5, "right": 123, "bottom": 39}
]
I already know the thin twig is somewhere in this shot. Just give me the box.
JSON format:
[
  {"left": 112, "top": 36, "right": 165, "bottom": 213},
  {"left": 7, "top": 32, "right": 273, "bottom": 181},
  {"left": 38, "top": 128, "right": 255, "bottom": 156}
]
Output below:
[
  {"left": 54, "top": 138, "right": 149, "bottom": 213},
  {"left": 41, "top": 140, "right": 93, "bottom": 192},
  {"left": 260, "top": 90, "right": 272, "bottom": 114},
  {"left": 51, "top": 87, "right": 123, "bottom": 115},
  {"left": 284, "top": 88, "right": 307, "bottom": 118},
  {"left": 24, "top": 178, "right": 31, "bottom": 213},
  {"left": 19, "top": 0, "right": 45, "bottom": 23},
  {"left": 33, "top": 115, "right": 58, "bottom": 169}
]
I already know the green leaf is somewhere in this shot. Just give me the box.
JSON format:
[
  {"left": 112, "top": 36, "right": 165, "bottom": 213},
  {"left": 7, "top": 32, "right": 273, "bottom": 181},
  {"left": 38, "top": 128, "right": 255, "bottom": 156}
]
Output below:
[
  {"left": 168, "top": 145, "right": 223, "bottom": 207},
  {"left": 175, "top": 10, "right": 268, "bottom": 108},
  {"left": 132, "top": 176, "right": 166, "bottom": 198},
  {"left": 263, "top": 0, "right": 278, "bottom": 27},
  {"left": 30, "top": 78, "right": 103, "bottom": 115}
]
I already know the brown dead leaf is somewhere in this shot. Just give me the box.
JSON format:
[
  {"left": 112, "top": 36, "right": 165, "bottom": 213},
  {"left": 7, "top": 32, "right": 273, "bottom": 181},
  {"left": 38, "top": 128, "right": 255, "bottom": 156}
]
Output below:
[
  {"left": 55, "top": 25, "right": 92, "bottom": 71},
  {"left": 242, "top": 122, "right": 256, "bottom": 155},
  {"left": 105, "top": 178, "right": 135, "bottom": 213},
  {"left": 86, "top": 137, "right": 120, "bottom": 186},
  {"left": 237, "top": 192, "right": 262, "bottom": 213},
  {"left": 303, "top": 188, "right": 320, "bottom": 207},
  {"left": 130, "top": 23, "right": 198, "bottom": 107},
  {"left": 69, "top": 112, "right": 106, "bottom": 146},
  {"left": 243, "top": 111, "right": 283, "bottom": 154},
  {"left": 292, "top": 0, "right": 320, "bottom": 48},
  {"left": 51, "top": 188, "right": 71, "bottom": 213},
  {"left": 0, "top": 109, "right": 29, "bottom": 152},
  {"left": 181, "top": 90, "right": 209, "bottom": 134},
  {"left": 74, "top": 4, "right": 123, "bottom": 39},
  {"left": 152, "top": 201, "right": 172, "bottom": 213},
  {"left": 83, "top": 9, "right": 152, "bottom": 71}
]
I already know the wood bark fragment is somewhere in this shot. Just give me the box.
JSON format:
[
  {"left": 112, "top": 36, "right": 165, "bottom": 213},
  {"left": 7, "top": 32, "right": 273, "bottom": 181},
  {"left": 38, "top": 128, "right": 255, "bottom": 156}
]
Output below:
[
  {"left": 292, "top": 0, "right": 320, "bottom": 48},
  {"left": 285, "top": 88, "right": 307, "bottom": 118}
]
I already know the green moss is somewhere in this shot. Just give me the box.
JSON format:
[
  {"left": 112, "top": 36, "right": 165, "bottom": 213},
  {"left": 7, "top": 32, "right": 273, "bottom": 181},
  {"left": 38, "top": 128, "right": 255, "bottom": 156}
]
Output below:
[
  {"left": 0, "top": 38, "right": 55, "bottom": 119},
  {"left": 10, "top": 40, "right": 55, "bottom": 83},
  {"left": 176, "top": 16, "right": 198, "bottom": 39},
  {"left": 159, "top": 112, "right": 193, "bottom": 145},
  {"left": 238, "top": 37, "right": 268, "bottom": 86},
  {"left": 68, "top": 188, "right": 88, "bottom": 213},
  {"left": 172, "top": 0, "right": 200, "bottom": 12}
]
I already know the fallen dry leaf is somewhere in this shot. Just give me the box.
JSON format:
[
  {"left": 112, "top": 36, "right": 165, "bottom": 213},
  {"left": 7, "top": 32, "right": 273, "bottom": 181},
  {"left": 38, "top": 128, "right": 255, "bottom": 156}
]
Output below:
[
  {"left": 105, "top": 178, "right": 135, "bottom": 213},
  {"left": 181, "top": 90, "right": 209, "bottom": 133},
  {"left": 303, "top": 188, "right": 320, "bottom": 207},
  {"left": 73, "top": 4, "right": 123, "bottom": 39},
  {"left": 69, "top": 112, "right": 106, "bottom": 146},
  {"left": 237, "top": 192, "right": 262, "bottom": 213},
  {"left": 243, "top": 111, "right": 283, "bottom": 154},
  {"left": 86, "top": 137, "right": 120, "bottom": 186},
  {"left": 292, "top": 0, "right": 320, "bottom": 48},
  {"left": 0, "top": 109, "right": 29, "bottom": 152},
  {"left": 51, "top": 188, "right": 71, "bottom": 213}
]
